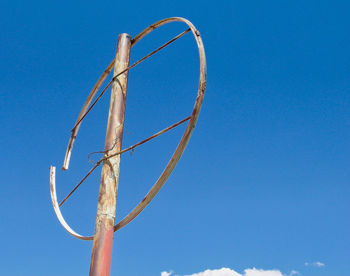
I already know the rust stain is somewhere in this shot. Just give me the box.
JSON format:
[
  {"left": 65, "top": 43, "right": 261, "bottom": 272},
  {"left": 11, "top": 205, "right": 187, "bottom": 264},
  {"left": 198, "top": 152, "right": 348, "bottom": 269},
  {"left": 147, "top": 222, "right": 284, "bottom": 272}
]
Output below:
[{"left": 89, "top": 33, "right": 131, "bottom": 276}]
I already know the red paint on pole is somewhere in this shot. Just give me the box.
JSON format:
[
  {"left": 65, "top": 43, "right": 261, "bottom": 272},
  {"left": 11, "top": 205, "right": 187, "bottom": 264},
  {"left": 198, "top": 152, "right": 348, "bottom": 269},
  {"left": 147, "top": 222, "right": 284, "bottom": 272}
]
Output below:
[{"left": 89, "top": 219, "right": 114, "bottom": 276}]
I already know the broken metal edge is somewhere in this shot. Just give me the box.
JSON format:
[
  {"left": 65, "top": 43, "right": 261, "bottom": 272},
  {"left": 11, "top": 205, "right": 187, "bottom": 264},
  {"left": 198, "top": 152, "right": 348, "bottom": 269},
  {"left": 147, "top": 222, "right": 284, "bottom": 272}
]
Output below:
[{"left": 62, "top": 59, "right": 115, "bottom": 171}]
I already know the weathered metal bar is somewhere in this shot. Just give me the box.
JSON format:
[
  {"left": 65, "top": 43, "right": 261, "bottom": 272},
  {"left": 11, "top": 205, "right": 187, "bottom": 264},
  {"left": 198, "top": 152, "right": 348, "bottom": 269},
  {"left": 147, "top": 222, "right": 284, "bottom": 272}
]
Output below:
[
  {"left": 59, "top": 115, "right": 191, "bottom": 207},
  {"left": 58, "top": 162, "right": 100, "bottom": 207},
  {"left": 89, "top": 33, "right": 131, "bottom": 276},
  {"left": 103, "top": 115, "right": 191, "bottom": 160}
]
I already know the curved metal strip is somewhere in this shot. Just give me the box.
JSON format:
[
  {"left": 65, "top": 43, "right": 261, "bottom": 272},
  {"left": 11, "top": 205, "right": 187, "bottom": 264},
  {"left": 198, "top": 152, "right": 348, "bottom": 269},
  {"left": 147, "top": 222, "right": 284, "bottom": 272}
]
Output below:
[
  {"left": 114, "top": 17, "right": 206, "bottom": 231},
  {"left": 50, "top": 166, "right": 94, "bottom": 240},
  {"left": 62, "top": 59, "right": 115, "bottom": 170}
]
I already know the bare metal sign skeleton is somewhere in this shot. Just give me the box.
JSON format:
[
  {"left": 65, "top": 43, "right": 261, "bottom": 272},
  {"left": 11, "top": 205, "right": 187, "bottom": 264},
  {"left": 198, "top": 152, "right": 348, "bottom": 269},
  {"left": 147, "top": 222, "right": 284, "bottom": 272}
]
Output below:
[{"left": 49, "top": 17, "right": 206, "bottom": 276}]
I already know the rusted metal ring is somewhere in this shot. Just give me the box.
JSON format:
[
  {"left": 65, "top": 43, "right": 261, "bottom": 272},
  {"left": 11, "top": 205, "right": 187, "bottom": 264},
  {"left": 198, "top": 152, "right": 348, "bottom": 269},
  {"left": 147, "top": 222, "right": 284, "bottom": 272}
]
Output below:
[
  {"left": 50, "top": 17, "right": 206, "bottom": 240},
  {"left": 113, "top": 17, "right": 206, "bottom": 232}
]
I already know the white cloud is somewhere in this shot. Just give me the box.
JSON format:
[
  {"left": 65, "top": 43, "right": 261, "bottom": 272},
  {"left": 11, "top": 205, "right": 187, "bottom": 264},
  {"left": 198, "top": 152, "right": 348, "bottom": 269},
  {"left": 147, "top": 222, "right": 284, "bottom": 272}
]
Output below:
[
  {"left": 161, "top": 267, "right": 295, "bottom": 276},
  {"left": 288, "top": 270, "right": 300, "bottom": 276},
  {"left": 304, "top": 261, "right": 325, "bottom": 267},
  {"left": 243, "top": 268, "right": 283, "bottom": 276},
  {"left": 185, "top": 267, "right": 241, "bottom": 276}
]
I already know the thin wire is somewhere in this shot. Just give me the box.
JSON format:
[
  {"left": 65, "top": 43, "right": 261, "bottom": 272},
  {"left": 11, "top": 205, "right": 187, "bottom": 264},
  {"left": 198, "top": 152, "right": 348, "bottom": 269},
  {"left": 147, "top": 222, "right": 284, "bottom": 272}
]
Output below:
[
  {"left": 71, "top": 28, "right": 191, "bottom": 132},
  {"left": 59, "top": 162, "right": 100, "bottom": 207},
  {"left": 102, "top": 115, "right": 191, "bottom": 161},
  {"left": 59, "top": 115, "right": 192, "bottom": 206}
]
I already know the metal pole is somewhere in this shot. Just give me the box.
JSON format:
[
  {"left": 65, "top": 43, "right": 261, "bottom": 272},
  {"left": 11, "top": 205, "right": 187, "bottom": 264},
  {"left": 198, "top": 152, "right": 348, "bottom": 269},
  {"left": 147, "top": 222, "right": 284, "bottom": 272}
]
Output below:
[{"left": 89, "top": 33, "right": 131, "bottom": 276}]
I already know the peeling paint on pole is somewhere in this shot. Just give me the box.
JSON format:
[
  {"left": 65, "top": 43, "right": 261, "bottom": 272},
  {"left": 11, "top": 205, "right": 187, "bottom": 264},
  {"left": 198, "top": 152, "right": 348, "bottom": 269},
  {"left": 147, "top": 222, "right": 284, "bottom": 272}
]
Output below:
[{"left": 89, "top": 33, "right": 131, "bottom": 276}]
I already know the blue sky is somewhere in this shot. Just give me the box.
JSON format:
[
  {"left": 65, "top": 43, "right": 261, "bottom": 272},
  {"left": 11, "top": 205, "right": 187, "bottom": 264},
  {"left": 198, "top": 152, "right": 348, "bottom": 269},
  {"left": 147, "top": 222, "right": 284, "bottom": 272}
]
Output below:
[{"left": 1, "top": 0, "right": 349, "bottom": 275}]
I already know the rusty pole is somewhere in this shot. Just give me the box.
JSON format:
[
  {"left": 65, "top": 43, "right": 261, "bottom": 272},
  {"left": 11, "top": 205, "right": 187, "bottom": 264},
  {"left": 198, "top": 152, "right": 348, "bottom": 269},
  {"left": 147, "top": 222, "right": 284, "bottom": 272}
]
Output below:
[{"left": 89, "top": 33, "right": 131, "bottom": 276}]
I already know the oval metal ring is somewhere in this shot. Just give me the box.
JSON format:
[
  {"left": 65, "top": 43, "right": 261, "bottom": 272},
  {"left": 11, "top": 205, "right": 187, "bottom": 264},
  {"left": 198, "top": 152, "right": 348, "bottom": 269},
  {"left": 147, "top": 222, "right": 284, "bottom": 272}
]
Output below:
[{"left": 50, "top": 17, "right": 206, "bottom": 240}]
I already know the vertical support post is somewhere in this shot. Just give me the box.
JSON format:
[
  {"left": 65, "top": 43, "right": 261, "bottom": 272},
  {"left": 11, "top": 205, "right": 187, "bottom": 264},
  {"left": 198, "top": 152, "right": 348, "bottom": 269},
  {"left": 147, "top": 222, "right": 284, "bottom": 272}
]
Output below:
[{"left": 89, "top": 33, "right": 131, "bottom": 276}]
